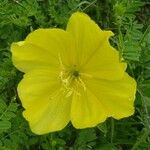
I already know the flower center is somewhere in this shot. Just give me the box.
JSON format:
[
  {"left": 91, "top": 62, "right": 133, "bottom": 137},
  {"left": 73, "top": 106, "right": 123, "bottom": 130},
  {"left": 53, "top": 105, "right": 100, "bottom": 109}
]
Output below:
[
  {"left": 58, "top": 54, "right": 86, "bottom": 96},
  {"left": 72, "top": 70, "right": 79, "bottom": 78},
  {"left": 60, "top": 66, "right": 80, "bottom": 85},
  {"left": 59, "top": 65, "right": 86, "bottom": 93}
]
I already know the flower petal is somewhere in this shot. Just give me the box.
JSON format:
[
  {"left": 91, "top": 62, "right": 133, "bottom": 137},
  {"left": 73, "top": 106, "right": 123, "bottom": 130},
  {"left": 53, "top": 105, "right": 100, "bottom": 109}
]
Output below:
[
  {"left": 82, "top": 39, "right": 127, "bottom": 80},
  {"left": 67, "top": 12, "right": 126, "bottom": 80},
  {"left": 82, "top": 62, "right": 126, "bottom": 80},
  {"left": 84, "top": 73, "right": 136, "bottom": 119},
  {"left": 18, "top": 70, "right": 71, "bottom": 134},
  {"left": 71, "top": 86, "right": 107, "bottom": 128},
  {"left": 11, "top": 29, "right": 75, "bottom": 72}
]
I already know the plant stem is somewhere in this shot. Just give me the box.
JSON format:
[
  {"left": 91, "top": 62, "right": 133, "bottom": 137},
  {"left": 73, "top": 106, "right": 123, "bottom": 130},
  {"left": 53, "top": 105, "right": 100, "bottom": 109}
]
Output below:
[
  {"left": 110, "top": 118, "right": 115, "bottom": 143},
  {"left": 118, "top": 24, "right": 124, "bottom": 60},
  {"left": 139, "top": 25, "right": 150, "bottom": 45},
  {"left": 137, "top": 88, "right": 150, "bottom": 128},
  {"left": 131, "top": 129, "right": 150, "bottom": 150}
]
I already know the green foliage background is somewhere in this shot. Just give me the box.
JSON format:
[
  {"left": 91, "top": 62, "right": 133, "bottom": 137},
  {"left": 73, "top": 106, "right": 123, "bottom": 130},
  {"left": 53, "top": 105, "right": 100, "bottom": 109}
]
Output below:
[{"left": 0, "top": 0, "right": 150, "bottom": 149}]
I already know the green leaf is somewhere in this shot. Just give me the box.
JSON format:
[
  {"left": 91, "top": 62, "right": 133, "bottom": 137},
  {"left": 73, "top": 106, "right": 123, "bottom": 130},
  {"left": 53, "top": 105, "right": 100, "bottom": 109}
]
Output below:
[
  {"left": 97, "top": 122, "right": 107, "bottom": 135},
  {"left": 0, "top": 120, "right": 11, "bottom": 130},
  {"left": 0, "top": 98, "right": 7, "bottom": 113}
]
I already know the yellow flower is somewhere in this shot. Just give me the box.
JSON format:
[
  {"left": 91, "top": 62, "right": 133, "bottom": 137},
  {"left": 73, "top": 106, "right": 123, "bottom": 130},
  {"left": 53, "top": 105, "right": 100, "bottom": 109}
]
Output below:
[{"left": 11, "top": 12, "right": 136, "bottom": 135}]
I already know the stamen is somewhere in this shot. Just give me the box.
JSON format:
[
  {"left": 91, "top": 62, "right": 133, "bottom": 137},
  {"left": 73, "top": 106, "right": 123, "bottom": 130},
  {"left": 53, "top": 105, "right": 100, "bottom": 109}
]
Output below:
[
  {"left": 77, "top": 77, "right": 86, "bottom": 91},
  {"left": 65, "top": 90, "right": 73, "bottom": 97},
  {"left": 80, "top": 73, "right": 93, "bottom": 78},
  {"left": 58, "top": 53, "right": 64, "bottom": 68}
]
